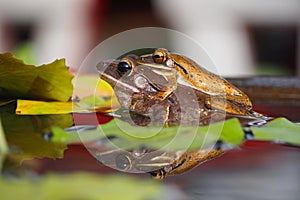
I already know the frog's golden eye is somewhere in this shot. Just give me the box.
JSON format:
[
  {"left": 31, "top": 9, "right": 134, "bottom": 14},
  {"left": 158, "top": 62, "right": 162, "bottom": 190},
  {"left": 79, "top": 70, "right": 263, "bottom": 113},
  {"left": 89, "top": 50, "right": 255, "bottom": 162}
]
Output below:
[
  {"left": 117, "top": 60, "right": 132, "bottom": 73},
  {"left": 152, "top": 48, "right": 167, "bottom": 63}
]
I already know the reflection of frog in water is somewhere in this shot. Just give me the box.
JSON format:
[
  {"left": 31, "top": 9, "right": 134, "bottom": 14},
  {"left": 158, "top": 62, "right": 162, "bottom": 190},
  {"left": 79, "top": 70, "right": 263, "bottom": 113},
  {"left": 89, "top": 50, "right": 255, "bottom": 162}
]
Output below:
[
  {"left": 96, "top": 49, "right": 267, "bottom": 179},
  {"left": 95, "top": 145, "right": 224, "bottom": 180}
]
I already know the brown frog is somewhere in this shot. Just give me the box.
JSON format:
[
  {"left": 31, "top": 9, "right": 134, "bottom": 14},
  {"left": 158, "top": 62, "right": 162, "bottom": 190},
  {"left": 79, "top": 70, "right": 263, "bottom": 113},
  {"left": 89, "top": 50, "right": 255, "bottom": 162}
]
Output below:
[{"left": 97, "top": 53, "right": 263, "bottom": 126}]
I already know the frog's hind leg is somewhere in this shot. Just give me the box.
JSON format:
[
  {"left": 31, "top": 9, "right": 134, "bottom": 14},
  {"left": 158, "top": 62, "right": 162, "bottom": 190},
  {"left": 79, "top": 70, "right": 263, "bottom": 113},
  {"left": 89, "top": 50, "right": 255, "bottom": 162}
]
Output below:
[{"left": 205, "top": 96, "right": 253, "bottom": 116}]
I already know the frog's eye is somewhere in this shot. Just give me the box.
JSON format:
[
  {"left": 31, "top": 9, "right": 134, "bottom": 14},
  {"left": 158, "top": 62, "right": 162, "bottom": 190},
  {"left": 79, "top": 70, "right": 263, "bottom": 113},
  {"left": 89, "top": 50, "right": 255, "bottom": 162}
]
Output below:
[
  {"left": 152, "top": 54, "right": 164, "bottom": 63},
  {"left": 117, "top": 60, "right": 132, "bottom": 73},
  {"left": 152, "top": 52, "right": 165, "bottom": 64},
  {"left": 152, "top": 48, "right": 168, "bottom": 63},
  {"left": 115, "top": 154, "right": 131, "bottom": 171}
]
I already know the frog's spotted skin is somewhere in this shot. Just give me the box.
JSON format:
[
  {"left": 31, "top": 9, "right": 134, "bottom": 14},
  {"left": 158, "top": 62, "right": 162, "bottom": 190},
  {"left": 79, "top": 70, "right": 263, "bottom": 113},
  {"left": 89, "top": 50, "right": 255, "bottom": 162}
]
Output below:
[{"left": 151, "top": 48, "right": 253, "bottom": 115}]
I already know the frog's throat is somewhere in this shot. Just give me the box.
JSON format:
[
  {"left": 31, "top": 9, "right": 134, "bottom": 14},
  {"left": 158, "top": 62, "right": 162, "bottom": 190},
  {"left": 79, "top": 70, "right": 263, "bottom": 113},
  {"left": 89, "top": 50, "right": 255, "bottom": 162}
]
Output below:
[{"left": 100, "top": 73, "right": 140, "bottom": 93}]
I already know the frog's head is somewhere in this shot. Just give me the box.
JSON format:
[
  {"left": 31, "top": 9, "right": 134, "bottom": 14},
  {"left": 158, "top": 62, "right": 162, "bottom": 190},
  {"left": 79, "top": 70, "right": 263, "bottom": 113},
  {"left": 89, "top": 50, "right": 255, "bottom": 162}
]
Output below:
[
  {"left": 97, "top": 54, "right": 169, "bottom": 111},
  {"left": 98, "top": 55, "right": 138, "bottom": 110},
  {"left": 97, "top": 55, "right": 136, "bottom": 89}
]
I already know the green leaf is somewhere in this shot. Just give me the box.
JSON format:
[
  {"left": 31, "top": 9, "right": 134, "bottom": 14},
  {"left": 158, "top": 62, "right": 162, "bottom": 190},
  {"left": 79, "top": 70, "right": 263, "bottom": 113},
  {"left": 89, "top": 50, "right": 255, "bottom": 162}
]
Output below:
[
  {"left": 52, "top": 118, "right": 245, "bottom": 151},
  {"left": 0, "top": 173, "right": 163, "bottom": 200},
  {"left": 251, "top": 118, "right": 300, "bottom": 146},
  {"left": 100, "top": 118, "right": 244, "bottom": 150},
  {"left": 0, "top": 52, "right": 73, "bottom": 102}
]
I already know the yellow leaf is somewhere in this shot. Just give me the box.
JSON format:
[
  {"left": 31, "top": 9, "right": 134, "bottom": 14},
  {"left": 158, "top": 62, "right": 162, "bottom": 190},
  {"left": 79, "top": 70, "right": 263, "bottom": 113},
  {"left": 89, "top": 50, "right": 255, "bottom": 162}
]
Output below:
[
  {"left": 16, "top": 100, "right": 73, "bottom": 115},
  {"left": 16, "top": 96, "right": 120, "bottom": 115}
]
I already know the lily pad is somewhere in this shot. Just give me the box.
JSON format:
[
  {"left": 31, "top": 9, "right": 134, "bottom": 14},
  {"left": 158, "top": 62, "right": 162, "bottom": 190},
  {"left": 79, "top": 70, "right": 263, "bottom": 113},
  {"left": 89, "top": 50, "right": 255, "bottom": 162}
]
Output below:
[
  {"left": 51, "top": 118, "right": 245, "bottom": 150},
  {"left": 0, "top": 52, "right": 73, "bottom": 102},
  {"left": 99, "top": 118, "right": 244, "bottom": 150}
]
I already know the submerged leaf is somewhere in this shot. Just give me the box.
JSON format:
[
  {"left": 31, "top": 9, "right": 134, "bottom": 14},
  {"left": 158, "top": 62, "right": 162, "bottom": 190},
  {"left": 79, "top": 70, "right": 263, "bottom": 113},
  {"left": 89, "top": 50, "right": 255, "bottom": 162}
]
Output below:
[
  {"left": 0, "top": 52, "right": 73, "bottom": 102},
  {"left": 251, "top": 118, "right": 300, "bottom": 146},
  {"left": 0, "top": 173, "right": 164, "bottom": 200}
]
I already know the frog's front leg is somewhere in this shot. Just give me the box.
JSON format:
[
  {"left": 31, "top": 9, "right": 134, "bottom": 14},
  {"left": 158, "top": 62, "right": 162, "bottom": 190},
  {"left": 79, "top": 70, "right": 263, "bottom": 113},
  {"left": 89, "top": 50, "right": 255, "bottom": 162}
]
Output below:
[
  {"left": 134, "top": 73, "right": 178, "bottom": 102},
  {"left": 151, "top": 74, "right": 177, "bottom": 101},
  {"left": 135, "top": 57, "right": 179, "bottom": 102}
]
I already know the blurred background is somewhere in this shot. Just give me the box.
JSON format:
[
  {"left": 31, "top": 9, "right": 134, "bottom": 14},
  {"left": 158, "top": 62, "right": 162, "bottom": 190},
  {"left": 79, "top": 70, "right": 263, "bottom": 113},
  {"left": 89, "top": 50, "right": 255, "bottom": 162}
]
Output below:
[
  {"left": 1, "top": 1, "right": 300, "bottom": 199},
  {"left": 0, "top": 0, "right": 299, "bottom": 76}
]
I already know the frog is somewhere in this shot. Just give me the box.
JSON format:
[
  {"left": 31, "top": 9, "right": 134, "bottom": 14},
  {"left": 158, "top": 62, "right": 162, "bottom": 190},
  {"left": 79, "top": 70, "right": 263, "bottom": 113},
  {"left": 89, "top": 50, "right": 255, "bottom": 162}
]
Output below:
[
  {"left": 140, "top": 48, "right": 255, "bottom": 116},
  {"left": 97, "top": 53, "right": 262, "bottom": 126}
]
